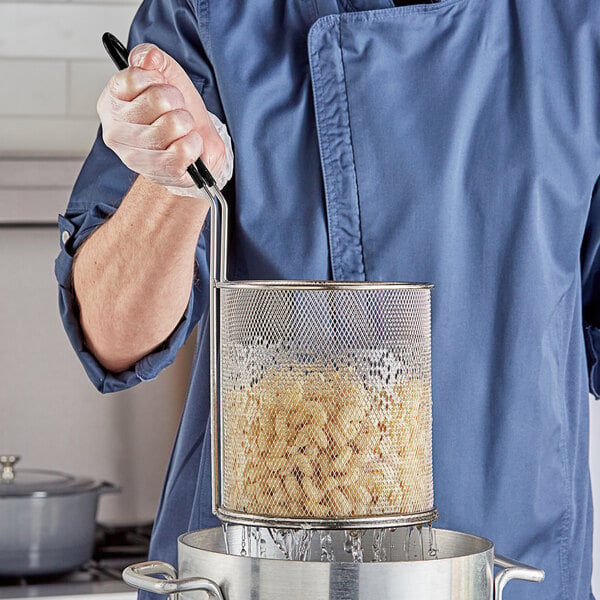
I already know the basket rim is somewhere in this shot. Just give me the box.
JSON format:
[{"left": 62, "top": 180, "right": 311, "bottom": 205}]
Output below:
[
  {"left": 215, "top": 507, "right": 439, "bottom": 529},
  {"left": 216, "top": 280, "right": 434, "bottom": 290}
]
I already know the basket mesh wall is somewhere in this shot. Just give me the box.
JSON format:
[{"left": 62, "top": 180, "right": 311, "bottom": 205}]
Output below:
[{"left": 219, "top": 286, "right": 433, "bottom": 524}]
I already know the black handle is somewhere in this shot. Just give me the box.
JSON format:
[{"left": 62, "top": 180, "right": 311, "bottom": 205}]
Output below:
[
  {"left": 102, "top": 32, "right": 129, "bottom": 71},
  {"left": 101, "top": 32, "right": 216, "bottom": 192}
]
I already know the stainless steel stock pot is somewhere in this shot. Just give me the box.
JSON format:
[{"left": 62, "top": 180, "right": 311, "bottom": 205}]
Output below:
[{"left": 122, "top": 526, "right": 544, "bottom": 600}]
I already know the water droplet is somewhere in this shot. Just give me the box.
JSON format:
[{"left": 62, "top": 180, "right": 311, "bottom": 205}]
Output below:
[
  {"left": 222, "top": 522, "right": 229, "bottom": 555},
  {"left": 260, "top": 537, "right": 267, "bottom": 558},
  {"left": 344, "top": 530, "right": 353, "bottom": 554},
  {"left": 372, "top": 528, "right": 388, "bottom": 562},
  {"left": 319, "top": 530, "right": 335, "bottom": 562},
  {"left": 240, "top": 525, "right": 247, "bottom": 557}
]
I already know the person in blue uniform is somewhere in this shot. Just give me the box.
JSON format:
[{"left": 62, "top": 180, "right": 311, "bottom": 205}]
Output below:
[{"left": 55, "top": 1, "right": 600, "bottom": 598}]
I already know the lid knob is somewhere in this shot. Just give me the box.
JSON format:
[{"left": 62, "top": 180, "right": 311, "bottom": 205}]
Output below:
[{"left": 0, "top": 455, "right": 20, "bottom": 482}]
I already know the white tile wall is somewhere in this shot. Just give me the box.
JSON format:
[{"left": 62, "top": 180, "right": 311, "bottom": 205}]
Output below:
[
  {"left": 0, "top": 158, "right": 83, "bottom": 222},
  {"left": 0, "top": 115, "right": 101, "bottom": 155},
  {"left": 0, "top": 4, "right": 140, "bottom": 59},
  {"left": 68, "top": 60, "right": 116, "bottom": 115},
  {"left": 0, "top": 61, "right": 66, "bottom": 115},
  {"left": 0, "top": 0, "right": 141, "bottom": 156}
]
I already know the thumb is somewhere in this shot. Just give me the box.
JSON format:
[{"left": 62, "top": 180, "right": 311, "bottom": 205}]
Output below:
[{"left": 129, "top": 43, "right": 192, "bottom": 92}]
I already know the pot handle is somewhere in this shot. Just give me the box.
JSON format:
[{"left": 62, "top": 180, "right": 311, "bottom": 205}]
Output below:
[
  {"left": 494, "top": 553, "right": 545, "bottom": 600},
  {"left": 98, "top": 481, "right": 121, "bottom": 494},
  {"left": 122, "top": 561, "right": 225, "bottom": 600}
]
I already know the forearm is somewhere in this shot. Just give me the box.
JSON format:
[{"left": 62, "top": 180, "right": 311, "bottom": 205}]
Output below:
[{"left": 73, "top": 175, "right": 209, "bottom": 372}]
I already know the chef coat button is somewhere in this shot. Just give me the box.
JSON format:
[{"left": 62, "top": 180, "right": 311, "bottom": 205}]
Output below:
[{"left": 61, "top": 230, "right": 70, "bottom": 245}]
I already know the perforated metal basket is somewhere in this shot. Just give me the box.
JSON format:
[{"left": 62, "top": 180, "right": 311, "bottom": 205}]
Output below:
[{"left": 207, "top": 190, "right": 436, "bottom": 529}]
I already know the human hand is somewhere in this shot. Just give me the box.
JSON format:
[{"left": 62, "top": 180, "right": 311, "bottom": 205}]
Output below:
[{"left": 97, "top": 43, "right": 233, "bottom": 196}]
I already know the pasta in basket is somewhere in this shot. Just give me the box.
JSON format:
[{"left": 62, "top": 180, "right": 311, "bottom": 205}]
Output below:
[{"left": 222, "top": 365, "right": 432, "bottom": 519}]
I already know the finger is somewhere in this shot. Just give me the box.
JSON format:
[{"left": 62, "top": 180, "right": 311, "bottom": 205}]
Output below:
[
  {"left": 162, "top": 130, "right": 206, "bottom": 183},
  {"left": 145, "top": 109, "right": 196, "bottom": 149},
  {"left": 117, "top": 84, "right": 186, "bottom": 125},
  {"left": 115, "top": 130, "right": 204, "bottom": 184},
  {"left": 104, "top": 108, "right": 196, "bottom": 152},
  {"left": 108, "top": 67, "right": 166, "bottom": 102}
]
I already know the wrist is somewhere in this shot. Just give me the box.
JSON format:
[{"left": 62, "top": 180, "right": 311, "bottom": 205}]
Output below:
[{"left": 121, "top": 176, "right": 209, "bottom": 234}]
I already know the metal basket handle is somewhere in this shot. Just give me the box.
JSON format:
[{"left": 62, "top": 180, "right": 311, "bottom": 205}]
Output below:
[
  {"left": 206, "top": 183, "right": 229, "bottom": 286},
  {"left": 205, "top": 182, "right": 228, "bottom": 517},
  {"left": 494, "top": 554, "right": 545, "bottom": 600},
  {"left": 122, "top": 561, "right": 225, "bottom": 600}
]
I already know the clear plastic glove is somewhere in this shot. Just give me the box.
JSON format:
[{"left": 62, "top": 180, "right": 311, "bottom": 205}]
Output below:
[{"left": 97, "top": 43, "right": 234, "bottom": 197}]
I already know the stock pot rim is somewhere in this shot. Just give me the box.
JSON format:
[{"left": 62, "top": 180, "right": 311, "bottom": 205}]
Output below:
[
  {"left": 177, "top": 526, "right": 494, "bottom": 564},
  {"left": 217, "top": 280, "right": 434, "bottom": 291}
]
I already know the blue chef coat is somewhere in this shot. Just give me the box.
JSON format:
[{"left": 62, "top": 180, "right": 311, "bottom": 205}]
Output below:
[{"left": 55, "top": 1, "right": 600, "bottom": 598}]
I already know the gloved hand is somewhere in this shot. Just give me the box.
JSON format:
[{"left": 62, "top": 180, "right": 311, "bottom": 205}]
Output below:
[{"left": 97, "top": 43, "right": 234, "bottom": 196}]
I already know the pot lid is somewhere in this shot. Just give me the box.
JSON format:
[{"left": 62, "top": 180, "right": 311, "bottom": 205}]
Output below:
[{"left": 0, "top": 455, "right": 98, "bottom": 497}]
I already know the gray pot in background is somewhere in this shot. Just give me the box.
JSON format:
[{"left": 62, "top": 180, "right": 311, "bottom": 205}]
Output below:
[{"left": 0, "top": 455, "right": 119, "bottom": 576}]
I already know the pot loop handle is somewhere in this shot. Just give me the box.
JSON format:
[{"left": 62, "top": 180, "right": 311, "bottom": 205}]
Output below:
[
  {"left": 122, "top": 561, "right": 224, "bottom": 600},
  {"left": 0, "top": 455, "right": 19, "bottom": 482},
  {"left": 494, "top": 553, "right": 545, "bottom": 600}
]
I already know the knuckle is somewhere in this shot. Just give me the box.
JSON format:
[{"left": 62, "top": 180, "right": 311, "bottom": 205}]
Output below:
[
  {"left": 109, "top": 70, "right": 135, "bottom": 99},
  {"left": 119, "top": 69, "right": 136, "bottom": 93},
  {"left": 166, "top": 85, "right": 185, "bottom": 107},
  {"left": 111, "top": 67, "right": 165, "bottom": 102},
  {"left": 164, "top": 135, "right": 200, "bottom": 179},
  {"left": 165, "top": 109, "right": 195, "bottom": 135},
  {"left": 147, "top": 111, "right": 193, "bottom": 150},
  {"left": 148, "top": 85, "right": 182, "bottom": 114},
  {"left": 155, "top": 94, "right": 174, "bottom": 115},
  {"left": 143, "top": 85, "right": 171, "bottom": 114}
]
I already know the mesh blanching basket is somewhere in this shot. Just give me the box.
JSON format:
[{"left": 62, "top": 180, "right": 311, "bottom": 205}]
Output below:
[{"left": 208, "top": 193, "right": 436, "bottom": 529}]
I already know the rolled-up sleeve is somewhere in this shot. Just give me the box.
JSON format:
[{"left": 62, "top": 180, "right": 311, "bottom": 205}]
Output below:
[
  {"left": 55, "top": 0, "right": 220, "bottom": 393},
  {"left": 582, "top": 175, "right": 600, "bottom": 399}
]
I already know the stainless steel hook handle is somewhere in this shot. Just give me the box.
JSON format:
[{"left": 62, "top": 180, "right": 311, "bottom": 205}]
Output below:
[
  {"left": 207, "top": 185, "right": 229, "bottom": 286},
  {"left": 207, "top": 184, "right": 229, "bottom": 517},
  {"left": 122, "top": 561, "right": 225, "bottom": 600},
  {"left": 494, "top": 553, "right": 545, "bottom": 600}
]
